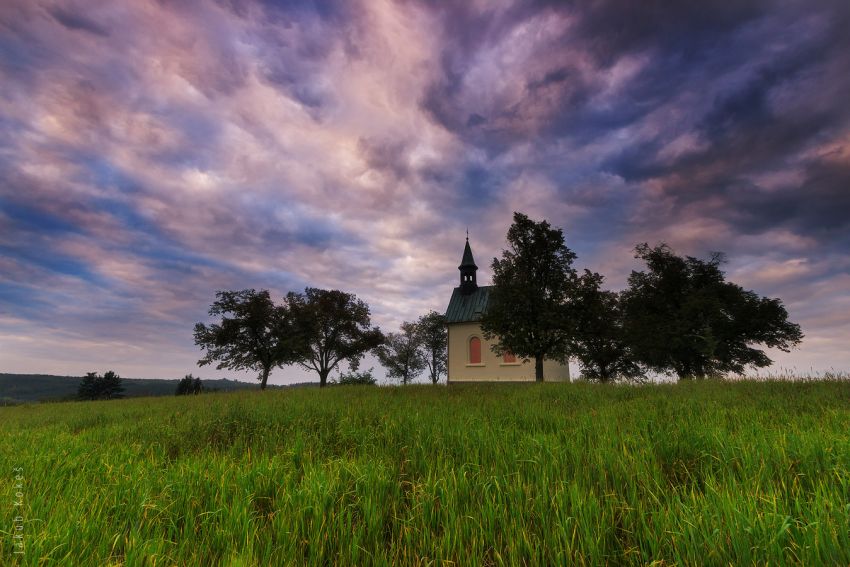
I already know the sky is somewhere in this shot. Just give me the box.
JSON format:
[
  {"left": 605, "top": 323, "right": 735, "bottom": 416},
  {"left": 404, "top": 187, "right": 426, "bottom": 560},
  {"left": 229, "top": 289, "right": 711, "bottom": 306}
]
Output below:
[{"left": 1, "top": 0, "right": 849, "bottom": 385}]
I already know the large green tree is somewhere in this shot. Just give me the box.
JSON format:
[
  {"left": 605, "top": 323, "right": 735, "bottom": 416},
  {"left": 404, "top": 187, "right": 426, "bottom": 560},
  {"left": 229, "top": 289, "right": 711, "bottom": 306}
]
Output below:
[
  {"left": 194, "top": 289, "right": 306, "bottom": 389},
  {"left": 377, "top": 321, "right": 426, "bottom": 385},
  {"left": 569, "top": 271, "right": 641, "bottom": 383},
  {"left": 286, "top": 288, "right": 384, "bottom": 387},
  {"left": 481, "top": 212, "right": 577, "bottom": 381},
  {"left": 415, "top": 311, "right": 447, "bottom": 384},
  {"left": 621, "top": 243, "right": 803, "bottom": 379}
]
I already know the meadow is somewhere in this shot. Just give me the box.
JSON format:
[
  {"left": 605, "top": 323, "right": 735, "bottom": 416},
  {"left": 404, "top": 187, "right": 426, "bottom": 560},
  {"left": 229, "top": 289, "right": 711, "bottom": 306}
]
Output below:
[{"left": 1, "top": 380, "right": 849, "bottom": 565}]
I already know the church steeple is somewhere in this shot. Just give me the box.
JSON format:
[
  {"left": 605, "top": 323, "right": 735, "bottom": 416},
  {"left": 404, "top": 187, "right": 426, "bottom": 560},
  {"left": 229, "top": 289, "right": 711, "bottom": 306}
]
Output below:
[{"left": 458, "top": 234, "right": 478, "bottom": 294}]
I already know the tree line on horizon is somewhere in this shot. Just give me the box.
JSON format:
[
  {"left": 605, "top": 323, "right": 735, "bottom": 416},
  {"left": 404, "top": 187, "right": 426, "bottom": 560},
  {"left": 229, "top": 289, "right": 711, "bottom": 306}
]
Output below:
[
  {"left": 189, "top": 211, "right": 802, "bottom": 388},
  {"left": 73, "top": 212, "right": 803, "bottom": 396},
  {"left": 481, "top": 212, "right": 803, "bottom": 382},
  {"left": 193, "top": 288, "right": 447, "bottom": 388},
  {"left": 76, "top": 371, "right": 210, "bottom": 400}
]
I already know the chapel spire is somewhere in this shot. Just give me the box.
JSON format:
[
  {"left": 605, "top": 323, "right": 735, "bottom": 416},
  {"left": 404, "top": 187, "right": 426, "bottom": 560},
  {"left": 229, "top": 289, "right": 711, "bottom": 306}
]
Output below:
[{"left": 458, "top": 234, "right": 478, "bottom": 294}]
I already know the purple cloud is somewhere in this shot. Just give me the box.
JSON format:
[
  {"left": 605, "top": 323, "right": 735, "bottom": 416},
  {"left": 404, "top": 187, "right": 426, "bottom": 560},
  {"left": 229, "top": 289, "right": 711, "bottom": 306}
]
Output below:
[{"left": 1, "top": 0, "right": 849, "bottom": 383}]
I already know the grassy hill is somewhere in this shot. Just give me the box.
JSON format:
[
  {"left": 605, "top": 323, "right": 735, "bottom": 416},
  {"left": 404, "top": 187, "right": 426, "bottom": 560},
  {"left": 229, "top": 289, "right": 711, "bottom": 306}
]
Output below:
[
  {"left": 0, "top": 373, "right": 295, "bottom": 404},
  {"left": 1, "top": 380, "right": 849, "bottom": 565}
]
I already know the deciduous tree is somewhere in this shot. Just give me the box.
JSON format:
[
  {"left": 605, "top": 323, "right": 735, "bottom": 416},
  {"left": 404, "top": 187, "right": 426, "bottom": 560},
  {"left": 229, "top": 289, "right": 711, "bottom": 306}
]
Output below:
[
  {"left": 569, "top": 271, "right": 641, "bottom": 382},
  {"left": 194, "top": 289, "right": 306, "bottom": 389},
  {"left": 621, "top": 243, "right": 803, "bottom": 379},
  {"left": 481, "top": 212, "right": 577, "bottom": 381},
  {"left": 416, "top": 311, "right": 447, "bottom": 384},
  {"left": 377, "top": 321, "right": 426, "bottom": 385},
  {"left": 286, "top": 288, "right": 384, "bottom": 387}
]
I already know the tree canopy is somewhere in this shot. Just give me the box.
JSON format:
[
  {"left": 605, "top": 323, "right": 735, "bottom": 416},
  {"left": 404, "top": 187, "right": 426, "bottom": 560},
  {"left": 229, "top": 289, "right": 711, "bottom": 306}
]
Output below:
[
  {"left": 78, "top": 370, "right": 125, "bottom": 400},
  {"left": 377, "top": 321, "right": 426, "bottom": 385},
  {"left": 416, "top": 311, "right": 447, "bottom": 384},
  {"left": 569, "top": 270, "right": 641, "bottom": 383},
  {"left": 622, "top": 243, "right": 803, "bottom": 379},
  {"left": 176, "top": 374, "right": 204, "bottom": 395},
  {"left": 481, "top": 212, "right": 577, "bottom": 381},
  {"left": 287, "top": 288, "right": 384, "bottom": 387},
  {"left": 194, "top": 289, "right": 307, "bottom": 389}
]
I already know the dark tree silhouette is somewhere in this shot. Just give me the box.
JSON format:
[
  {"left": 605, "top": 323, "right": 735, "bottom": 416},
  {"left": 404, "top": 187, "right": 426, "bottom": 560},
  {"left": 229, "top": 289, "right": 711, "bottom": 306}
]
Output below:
[
  {"left": 481, "top": 212, "right": 577, "bottom": 381},
  {"left": 622, "top": 243, "right": 803, "bottom": 379},
  {"left": 286, "top": 288, "right": 384, "bottom": 387},
  {"left": 176, "top": 374, "right": 204, "bottom": 395},
  {"left": 78, "top": 370, "right": 124, "bottom": 400},
  {"left": 100, "top": 371, "right": 124, "bottom": 399},
  {"left": 377, "top": 321, "right": 426, "bottom": 385},
  {"left": 194, "top": 289, "right": 306, "bottom": 390},
  {"left": 416, "top": 311, "right": 447, "bottom": 384},
  {"left": 77, "top": 372, "right": 99, "bottom": 401},
  {"left": 569, "top": 271, "right": 641, "bottom": 383}
]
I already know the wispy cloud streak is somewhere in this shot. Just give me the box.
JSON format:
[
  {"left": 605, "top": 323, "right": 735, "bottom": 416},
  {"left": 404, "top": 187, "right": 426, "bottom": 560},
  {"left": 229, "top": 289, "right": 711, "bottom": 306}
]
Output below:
[{"left": 1, "top": 0, "right": 849, "bottom": 381}]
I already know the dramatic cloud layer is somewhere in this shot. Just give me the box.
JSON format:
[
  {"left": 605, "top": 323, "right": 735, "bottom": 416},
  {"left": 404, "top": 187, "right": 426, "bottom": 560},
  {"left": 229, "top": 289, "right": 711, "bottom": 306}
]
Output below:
[{"left": 1, "top": 0, "right": 849, "bottom": 383}]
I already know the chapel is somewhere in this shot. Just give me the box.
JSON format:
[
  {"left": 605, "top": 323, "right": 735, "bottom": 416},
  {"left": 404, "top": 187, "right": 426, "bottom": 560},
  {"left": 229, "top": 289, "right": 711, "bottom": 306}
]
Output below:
[{"left": 444, "top": 237, "right": 571, "bottom": 382}]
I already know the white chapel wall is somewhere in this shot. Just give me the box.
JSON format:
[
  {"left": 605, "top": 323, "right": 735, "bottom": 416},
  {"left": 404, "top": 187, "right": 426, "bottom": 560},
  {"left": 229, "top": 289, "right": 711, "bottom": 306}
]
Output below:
[{"left": 447, "top": 322, "right": 570, "bottom": 382}]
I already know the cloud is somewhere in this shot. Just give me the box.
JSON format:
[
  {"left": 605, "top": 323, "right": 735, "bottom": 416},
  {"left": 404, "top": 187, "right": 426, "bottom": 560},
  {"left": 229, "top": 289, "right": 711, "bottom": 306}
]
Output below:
[
  {"left": 48, "top": 7, "right": 110, "bottom": 37},
  {"left": 1, "top": 0, "right": 849, "bottom": 381}
]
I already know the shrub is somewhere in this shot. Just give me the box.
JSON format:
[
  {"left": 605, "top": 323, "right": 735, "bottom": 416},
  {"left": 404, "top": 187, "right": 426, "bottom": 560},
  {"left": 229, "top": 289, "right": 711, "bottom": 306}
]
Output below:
[{"left": 335, "top": 369, "right": 377, "bottom": 385}]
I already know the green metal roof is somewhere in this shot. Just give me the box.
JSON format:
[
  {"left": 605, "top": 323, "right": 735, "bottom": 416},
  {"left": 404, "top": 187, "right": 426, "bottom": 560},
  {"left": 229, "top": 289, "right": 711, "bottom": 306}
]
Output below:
[{"left": 445, "top": 285, "right": 492, "bottom": 323}]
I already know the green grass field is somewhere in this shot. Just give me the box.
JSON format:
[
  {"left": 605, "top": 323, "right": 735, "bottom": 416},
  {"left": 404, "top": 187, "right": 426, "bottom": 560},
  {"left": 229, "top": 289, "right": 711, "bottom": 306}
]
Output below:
[{"left": 2, "top": 380, "right": 849, "bottom": 565}]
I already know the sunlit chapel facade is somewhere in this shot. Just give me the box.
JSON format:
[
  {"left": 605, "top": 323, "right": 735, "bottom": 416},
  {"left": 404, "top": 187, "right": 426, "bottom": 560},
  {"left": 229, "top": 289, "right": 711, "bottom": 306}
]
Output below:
[{"left": 444, "top": 238, "right": 571, "bottom": 383}]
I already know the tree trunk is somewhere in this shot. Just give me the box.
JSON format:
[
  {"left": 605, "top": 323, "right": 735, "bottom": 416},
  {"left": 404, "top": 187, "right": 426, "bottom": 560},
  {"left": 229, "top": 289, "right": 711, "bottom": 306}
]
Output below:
[
  {"left": 319, "top": 369, "right": 329, "bottom": 388},
  {"left": 260, "top": 366, "right": 270, "bottom": 390},
  {"left": 431, "top": 352, "right": 438, "bottom": 384},
  {"left": 535, "top": 355, "right": 544, "bottom": 382}
]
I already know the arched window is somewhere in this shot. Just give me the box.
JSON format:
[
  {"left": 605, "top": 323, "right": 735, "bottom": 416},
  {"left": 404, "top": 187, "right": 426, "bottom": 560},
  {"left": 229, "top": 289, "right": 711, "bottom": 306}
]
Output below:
[
  {"left": 503, "top": 351, "right": 517, "bottom": 364},
  {"left": 469, "top": 336, "right": 482, "bottom": 364}
]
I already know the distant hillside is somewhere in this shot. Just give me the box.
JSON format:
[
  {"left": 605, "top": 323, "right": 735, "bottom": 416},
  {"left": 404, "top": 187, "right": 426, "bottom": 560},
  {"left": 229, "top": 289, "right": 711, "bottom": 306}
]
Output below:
[{"left": 0, "top": 373, "right": 307, "bottom": 404}]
